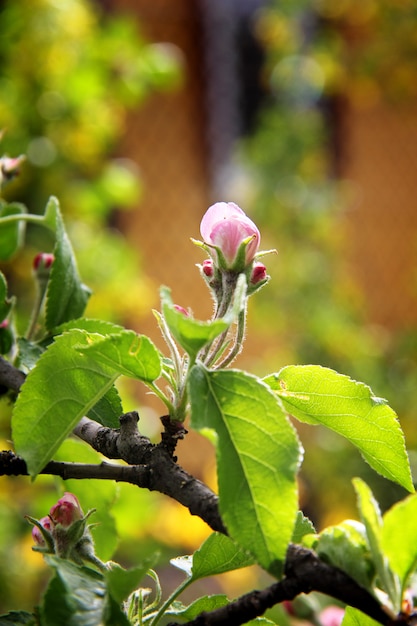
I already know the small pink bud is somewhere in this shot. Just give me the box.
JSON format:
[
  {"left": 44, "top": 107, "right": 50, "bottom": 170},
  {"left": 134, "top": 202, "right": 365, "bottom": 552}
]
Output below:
[
  {"left": 0, "top": 155, "right": 24, "bottom": 180},
  {"left": 319, "top": 606, "right": 345, "bottom": 626},
  {"left": 173, "top": 304, "right": 189, "bottom": 317},
  {"left": 200, "top": 202, "right": 260, "bottom": 268},
  {"left": 202, "top": 259, "right": 214, "bottom": 277},
  {"left": 33, "top": 252, "right": 54, "bottom": 271},
  {"left": 250, "top": 262, "right": 267, "bottom": 284},
  {"left": 32, "top": 516, "right": 54, "bottom": 546},
  {"left": 49, "top": 492, "right": 83, "bottom": 527},
  {"left": 282, "top": 601, "right": 295, "bottom": 616},
  {"left": 0, "top": 319, "right": 8, "bottom": 329}
]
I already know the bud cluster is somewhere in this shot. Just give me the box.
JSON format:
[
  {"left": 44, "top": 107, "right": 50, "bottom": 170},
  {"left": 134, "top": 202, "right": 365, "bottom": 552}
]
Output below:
[
  {"left": 197, "top": 202, "right": 270, "bottom": 299},
  {"left": 28, "top": 492, "right": 105, "bottom": 569}
]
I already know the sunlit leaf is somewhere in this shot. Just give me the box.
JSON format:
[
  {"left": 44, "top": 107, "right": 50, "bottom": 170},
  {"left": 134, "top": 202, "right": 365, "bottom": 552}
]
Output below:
[
  {"left": 381, "top": 493, "right": 417, "bottom": 597},
  {"left": 353, "top": 478, "right": 401, "bottom": 611},
  {"left": 12, "top": 327, "right": 161, "bottom": 476},
  {"left": 342, "top": 606, "right": 381, "bottom": 626},
  {"left": 160, "top": 286, "right": 230, "bottom": 359},
  {"left": 265, "top": 365, "right": 414, "bottom": 492},
  {"left": 75, "top": 329, "right": 162, "bottom": 382},
  {"left": 189, "top": 365, "right": 302, "bottom": 577},
  {"left": 311, "top": 519, "right": 375, "bottom": 590},
  {"left": 166, "top": 596, "right": 229, "bottom": 620},
  {"left": 12, "top": 330, "right": 121, "bottom": 476},
  {"left": 292, "top": 511, "right": 315, "bottom": 543},
  {"left": 170, "top": 533, "right": 255, "bottom": 582}
]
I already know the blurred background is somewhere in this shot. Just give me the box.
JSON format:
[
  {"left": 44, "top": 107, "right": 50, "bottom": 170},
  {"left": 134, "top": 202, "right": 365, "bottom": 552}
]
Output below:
[{"left": 0, "top": 0, "right": 417, "bottom": 617}]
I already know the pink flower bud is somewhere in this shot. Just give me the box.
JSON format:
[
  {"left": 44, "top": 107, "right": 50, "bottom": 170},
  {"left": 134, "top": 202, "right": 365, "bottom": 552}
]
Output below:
[
  {"left": 49, "top": 492, "right": 83, "bottom": 527},
  {"left": 32, "top": 516, "right": 54, "bottom": 546},
  {"left": 0, "top": 319, "right": 8, "bottom": 329},
  {"left": 319, "top": 606, "right": 345, "bottom": 626},
  {"left": 0, "top": 155, "right": 24, "bottom": 181},
  {"left": 200, "top": 202, "right": 260, "bottom": 268},
  {"left": 250, "top": 262, "right": 267, "bottom": 284},
  {"left": 173, "top": 304, "right": 189, "bottom": 317},
  {"left": 202, "top": 259, "right": 214, "bottom": 277},
  {"left": 33, "top": 252, "right": 54, "bottom": 271}
]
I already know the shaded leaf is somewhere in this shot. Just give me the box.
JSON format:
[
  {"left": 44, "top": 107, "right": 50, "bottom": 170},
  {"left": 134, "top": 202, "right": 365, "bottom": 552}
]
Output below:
[
  {"left": 189, "top": 365, "right": 302, "bottom": 577},
  {"left": 106, "top": 563, "right": 152, "bottom": 604},
  {"left": 45, "top": 197, "right": 91, "bottom": 329},
  {"left": 0, "top": 201, "right": 26, "bottom": 260},
  {"left": 41, "top": 557, "right": 110, "bottom": 626},
  {"left": 0, "top": 612, "right": 35, "bottom": 625},
  {"left": 265, "top": 365, "right": 414, "bottom": 492},
  {"left": 0, "top": 271, "right": 12, "bottom": 321}
]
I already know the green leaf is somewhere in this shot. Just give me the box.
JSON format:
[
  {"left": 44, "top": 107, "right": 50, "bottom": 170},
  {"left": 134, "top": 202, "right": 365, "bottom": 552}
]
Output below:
[
  {"left": 292, "top": 511, "right": 316, "bottom": 543},
  {"left": 189, "top": 365, "right": 302, "bottom": 577},
  {"left": 0, "top": 201, "right": 26, "bottom": 260},
  {"left": 41, "top": 556, "right": 129, "bottom": 626},
  {"left": 167, "top": 595, "right": 229, "bottom": 620},
  {"left": 16, "top": 338, "right": 45, "bottom": 371},
  {"left": 0, "top": 612, "right": 36, "bottom": 625},
  {"left": 75, "top": 329, "right": 162, "bottom": 382},
  {"left": 45, "top": 197, "right": 91, "bottom": 329},
  {"left": 12, "top": 327, "right": 161, "bottom": 475},
  {"left": 265, "top": 365, "right": 414, "bottom": 493},
  {"left": 312, "top": 520, "right": 375, "bottom": 590},
  {"left": 105, "top": 563, "right": 151, "bottom": 604},
  {"left": 12, "top": 330, "right": 121, "bottom": 476},
  {"left": 0, "top": 271, "right": 12, "bottom": 321},
  {"left": 381, "top": 493, "right": 417, "bottom": 597},
  {"left": 342, "top": 606, "right": 381, "bottom": 626},
  {"left": 191, "top": 532, "right": 255, "bottom": 580},
  {"left": 87, "top": 385, "right": 122, "bottom": 428},
  {"left": 160, "top": 286, "right": 231, "bottom": 359},
  {"left": 353, "top": 478, "right": 401, "bottom": 611}
]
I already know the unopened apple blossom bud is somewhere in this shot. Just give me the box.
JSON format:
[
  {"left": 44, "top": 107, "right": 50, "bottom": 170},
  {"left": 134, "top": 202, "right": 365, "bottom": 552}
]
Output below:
[
  {"left": 49, "top": 492, "right": 83, "bottom": 527},
  {"left": 319, "top": 606, "right": 345, "bottom": 626},
  {"left": 0, "top": 154, "right": 25, "bottom": 185},
  {"left": 200, "top": 202, "right": 260, "bottom": 270},
  {"left": 173, "top": 304, "right": 189, "bottom": 317},
  {"left": 250, "top": 262, "right": 267, "bottom": 284},
  {"left": 32, "top": 516, "right": 54, "bottom": 547},
  {"left": 202, "top": 259, "right": 214, "bottom": 277},
  {"left": 33, "top": 252, "right": 54, "bottom": 272}
]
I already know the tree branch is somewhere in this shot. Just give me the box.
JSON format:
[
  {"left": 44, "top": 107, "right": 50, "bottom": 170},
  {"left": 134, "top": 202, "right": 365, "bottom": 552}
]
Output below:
[
  {"left": 167, "top": 545, "right": 394, "bottom": 626},
  {"left": 0, "top": 360, "right": 399, "bottom": 626},
  {"left": 0, "top": 355, "right": 26, "bottom": 392}
]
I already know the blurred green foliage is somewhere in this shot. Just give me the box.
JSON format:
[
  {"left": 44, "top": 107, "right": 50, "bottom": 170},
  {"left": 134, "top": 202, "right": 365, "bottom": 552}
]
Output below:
[
  {"left": 236, "top": 0, "right": 417, "bottom": 526},
  {"left": 0, "top": 0, "right": 184, "bottom": 613}
]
